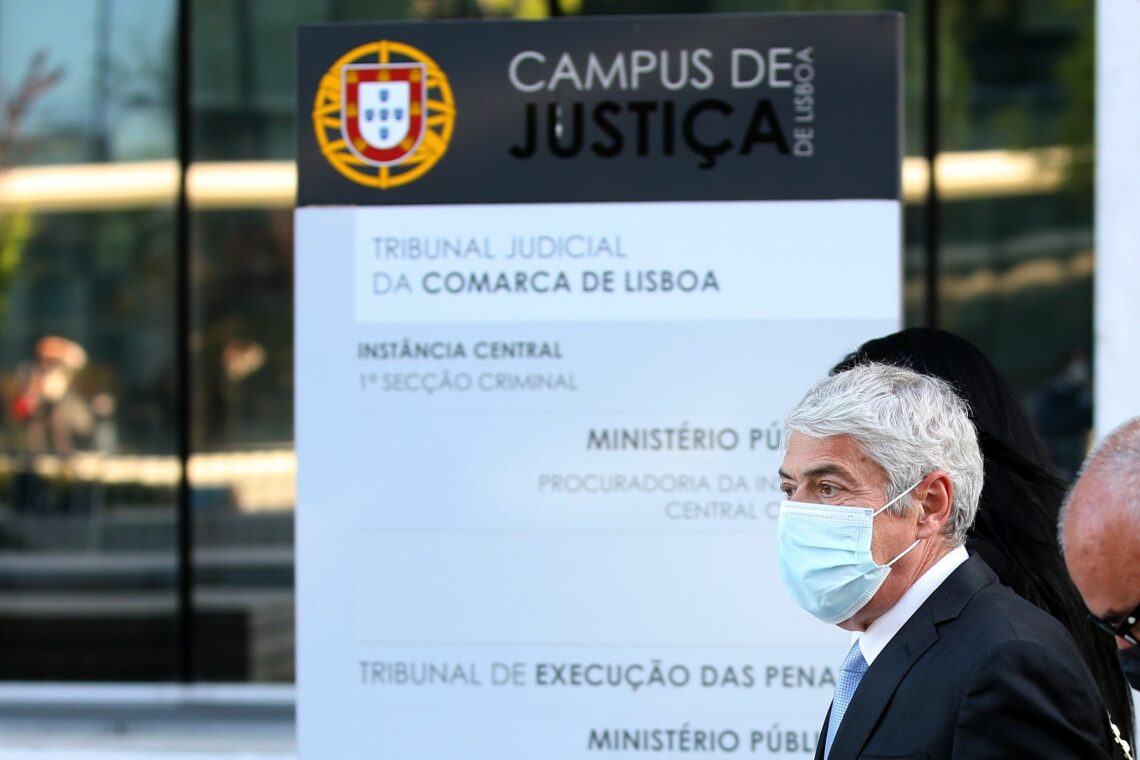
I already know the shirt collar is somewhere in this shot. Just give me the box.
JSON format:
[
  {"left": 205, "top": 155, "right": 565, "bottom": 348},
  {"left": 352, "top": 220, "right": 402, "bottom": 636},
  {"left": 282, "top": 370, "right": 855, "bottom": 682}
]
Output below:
[{"left": 854, "top": 544, "right": 969, "bottom": 665}]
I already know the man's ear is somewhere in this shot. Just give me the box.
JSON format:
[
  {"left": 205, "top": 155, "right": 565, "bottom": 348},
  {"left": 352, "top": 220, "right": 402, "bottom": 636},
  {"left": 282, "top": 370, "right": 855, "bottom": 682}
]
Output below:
[{"left": 915, "top": 471, "right": 954, "bottom": 540}]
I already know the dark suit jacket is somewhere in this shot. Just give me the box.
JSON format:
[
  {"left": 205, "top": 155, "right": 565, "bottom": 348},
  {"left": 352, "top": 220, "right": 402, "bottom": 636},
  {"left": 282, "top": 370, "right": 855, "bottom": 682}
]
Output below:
[{"left": 816, "top": 554, "right": 1113, "bottom": 760}]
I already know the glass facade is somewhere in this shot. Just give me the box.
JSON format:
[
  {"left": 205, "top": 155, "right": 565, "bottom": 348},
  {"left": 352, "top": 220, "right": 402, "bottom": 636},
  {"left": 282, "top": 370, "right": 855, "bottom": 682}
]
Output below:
[
  {"left": 936, "top": 1, "right": 1095, "bottom": 479},
  {"left": 0, "top": 0, "right": 180, "bottom": 680},
  {"left": 0, "top": 0, "right": 1094, "bottom": 681}
]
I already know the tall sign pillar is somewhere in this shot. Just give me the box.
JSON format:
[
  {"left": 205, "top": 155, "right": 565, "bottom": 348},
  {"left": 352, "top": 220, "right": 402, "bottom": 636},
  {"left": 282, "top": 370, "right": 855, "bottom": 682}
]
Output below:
[{"left": 296, "top": 14, "right": 903, "bottom": 757}]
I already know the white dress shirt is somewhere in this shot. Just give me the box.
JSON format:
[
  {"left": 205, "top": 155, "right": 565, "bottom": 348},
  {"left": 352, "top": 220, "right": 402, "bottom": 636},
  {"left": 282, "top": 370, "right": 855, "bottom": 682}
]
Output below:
[{"left": 854, "top": 544, "right": 969, "bottom": 665}]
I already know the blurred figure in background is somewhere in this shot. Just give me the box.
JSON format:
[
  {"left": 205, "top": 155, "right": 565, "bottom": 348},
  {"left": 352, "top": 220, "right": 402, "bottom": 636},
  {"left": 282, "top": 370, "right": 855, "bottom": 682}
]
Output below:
[
  {"left": 833, "top": 328, "right": 1133, "bottom": 758},
  {"left": 1033, "top": 346, "right": 1094, "bottom": 480},
  {"left": 220, "top": 338, "right": 266, "bottom": 443},
  {"left": 91, "top": 392, "right": 119, "bottom": 455},
  {"left": 10, "top": 336, "right": 92, "bottom": 456}
]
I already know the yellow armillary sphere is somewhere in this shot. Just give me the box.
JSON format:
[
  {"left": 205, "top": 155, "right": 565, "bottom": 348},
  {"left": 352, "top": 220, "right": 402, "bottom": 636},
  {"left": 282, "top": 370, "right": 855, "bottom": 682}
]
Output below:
[{"left": 312, "top": 40, "right": 455, "bottom": 189}]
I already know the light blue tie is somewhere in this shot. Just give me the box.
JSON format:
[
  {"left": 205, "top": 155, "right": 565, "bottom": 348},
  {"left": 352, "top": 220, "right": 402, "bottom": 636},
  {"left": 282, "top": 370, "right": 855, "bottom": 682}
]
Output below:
[{"left": 825, "top": 640, "right": 868, "bottom": 759}]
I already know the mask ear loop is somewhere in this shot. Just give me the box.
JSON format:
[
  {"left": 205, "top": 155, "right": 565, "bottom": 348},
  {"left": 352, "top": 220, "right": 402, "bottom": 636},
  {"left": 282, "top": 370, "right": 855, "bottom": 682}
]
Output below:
[
  {"left": 871, "top": 479, "right": 921, "bottom": 517},
  {"left": 872, "top": 479, "right": 925, "bottom": 567},
  {"left": 886, "top": 538, "right": 922, "bottom": 566}
]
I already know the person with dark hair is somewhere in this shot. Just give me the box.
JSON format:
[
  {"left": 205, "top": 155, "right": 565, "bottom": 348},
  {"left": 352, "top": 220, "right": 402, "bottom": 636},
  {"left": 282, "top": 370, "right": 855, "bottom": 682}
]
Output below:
[{"left": 832, "top": 327, "right": 1133, "bottom": 758}]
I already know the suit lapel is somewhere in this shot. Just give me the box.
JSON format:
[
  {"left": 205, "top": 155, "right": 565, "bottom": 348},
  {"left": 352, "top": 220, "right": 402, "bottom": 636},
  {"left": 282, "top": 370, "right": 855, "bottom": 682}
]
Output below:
[
  {"left": 815, "top": 705, "right": 832, "bottom": 760},
  {"left": 827, "top": 608, "right": 938, "bottom": 760},
  {"left": 825, "top": 555, "right": 996, "bottom": 760}
]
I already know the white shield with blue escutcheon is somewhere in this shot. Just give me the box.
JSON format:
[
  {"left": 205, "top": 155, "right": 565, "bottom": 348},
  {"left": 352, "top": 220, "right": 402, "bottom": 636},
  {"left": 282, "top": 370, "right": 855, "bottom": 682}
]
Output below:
[{"left": 359, "top": 81, "right": 410, "bottom": 150}]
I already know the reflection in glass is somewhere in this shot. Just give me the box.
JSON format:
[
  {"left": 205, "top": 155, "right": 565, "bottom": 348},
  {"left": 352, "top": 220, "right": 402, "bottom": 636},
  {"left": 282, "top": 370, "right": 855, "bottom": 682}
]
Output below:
[
  {"left": 937, "top": 0, "right": 1094, "bottom": 475},
  {"left": 0, "top": 0, "right": 179, "bottom": 680}
]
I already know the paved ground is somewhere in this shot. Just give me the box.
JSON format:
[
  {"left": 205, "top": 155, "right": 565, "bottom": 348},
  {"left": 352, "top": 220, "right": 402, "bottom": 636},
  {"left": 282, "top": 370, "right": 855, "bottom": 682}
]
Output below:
[{"left": 0, "top": 685, "right": 295, "bottom": 759}]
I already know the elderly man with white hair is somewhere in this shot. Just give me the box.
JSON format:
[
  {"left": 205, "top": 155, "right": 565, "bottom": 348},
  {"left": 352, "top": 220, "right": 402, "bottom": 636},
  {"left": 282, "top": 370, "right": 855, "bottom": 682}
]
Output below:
[{"left": 777, "top": 363, "right": 1111, "bottom": 760}]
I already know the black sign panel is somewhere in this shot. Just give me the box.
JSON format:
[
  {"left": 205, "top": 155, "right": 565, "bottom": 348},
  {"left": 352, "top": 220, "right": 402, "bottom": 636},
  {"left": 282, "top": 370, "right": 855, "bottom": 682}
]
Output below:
[{"left": 296, "top": 13, "right": 901, "bottom": 206}]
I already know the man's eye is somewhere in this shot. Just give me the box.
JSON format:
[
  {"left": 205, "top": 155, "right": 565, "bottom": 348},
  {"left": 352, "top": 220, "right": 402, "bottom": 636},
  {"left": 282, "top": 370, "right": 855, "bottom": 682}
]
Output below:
[
  {"left": 819, "top": 483, "right": 838, "bottom": 497},
  {"left": 780, "top": 484, "right": 794, "bottom": 498}
]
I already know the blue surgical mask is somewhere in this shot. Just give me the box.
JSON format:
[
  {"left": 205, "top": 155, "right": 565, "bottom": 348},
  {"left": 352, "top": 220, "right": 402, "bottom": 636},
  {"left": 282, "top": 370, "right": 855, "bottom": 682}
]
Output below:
[{"left": 777, "top": 482, "right": 922, "bottom": 625}]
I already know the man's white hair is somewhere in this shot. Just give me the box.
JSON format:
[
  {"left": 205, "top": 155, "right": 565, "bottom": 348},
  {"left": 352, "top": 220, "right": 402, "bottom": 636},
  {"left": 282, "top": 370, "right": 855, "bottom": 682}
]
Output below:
[{"left": 785, "top": 362, "right": 984, "bottom": 546}]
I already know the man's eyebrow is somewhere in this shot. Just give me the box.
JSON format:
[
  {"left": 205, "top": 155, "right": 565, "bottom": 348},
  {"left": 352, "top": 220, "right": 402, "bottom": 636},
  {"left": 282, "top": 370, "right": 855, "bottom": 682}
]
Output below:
[
  {"left": 778, "top": 464, "right": 853, "bottom": 480},
  {"left": 804, "top": 464, "right": 853, "bottom": 479}
]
